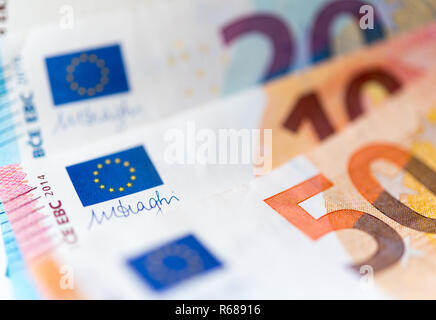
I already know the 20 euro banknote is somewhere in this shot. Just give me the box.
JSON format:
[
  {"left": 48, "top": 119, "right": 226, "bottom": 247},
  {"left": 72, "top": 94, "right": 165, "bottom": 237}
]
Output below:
[
  {"left": 7, "top": 0, "right": 436, "bottom": 42},
  {"left": 2, "top": 0, "right": 436, "bottom": 167}
]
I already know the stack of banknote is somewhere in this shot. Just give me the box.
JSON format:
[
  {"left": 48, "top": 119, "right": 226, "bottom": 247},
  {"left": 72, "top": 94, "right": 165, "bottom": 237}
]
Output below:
[{"left": 0, "top": 0, "right": 435, "bottom": 299}]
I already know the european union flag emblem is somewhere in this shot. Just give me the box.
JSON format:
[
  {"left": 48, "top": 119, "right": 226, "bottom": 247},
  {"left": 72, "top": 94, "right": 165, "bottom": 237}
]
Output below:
[
  {"left": 66, "top": 146, "right": 163, "bottom": 207},
  {"left": 127, "top": 234, "right": 222, "bottom": 292},
  {"left": 45, "top": 44, "right": 129, "bottom": 106}
]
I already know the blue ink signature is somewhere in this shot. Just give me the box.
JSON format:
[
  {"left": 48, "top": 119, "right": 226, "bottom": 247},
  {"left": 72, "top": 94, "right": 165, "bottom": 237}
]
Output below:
[
  {"left": 88, "top": 190, "right": 180, "bottom": 229},
  {"left": 52, "top": 100, "right": 141, "bottom": 134}
]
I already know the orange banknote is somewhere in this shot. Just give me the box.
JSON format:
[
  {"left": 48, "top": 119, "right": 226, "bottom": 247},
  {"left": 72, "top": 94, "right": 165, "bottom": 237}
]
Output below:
[
  {"left": 264, "top": 71, "right": 436, "bottom": 298},
  {"left": 52, "top": 71, "right": 436, "bottom": 299},
  {"left": 259, "top": 21, "right": 436, "bottom": 172}
]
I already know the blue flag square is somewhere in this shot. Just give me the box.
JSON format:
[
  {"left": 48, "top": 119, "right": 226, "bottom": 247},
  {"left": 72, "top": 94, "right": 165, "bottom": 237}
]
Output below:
[
  {"left": 127, "top": 234, "right": 222, "bottom": 292},
  {"left": 66, "top": 146, "right": 163, "bottom": 207},
  {"left": 45, "top": 44, "right": 129, "bottom": 106}
]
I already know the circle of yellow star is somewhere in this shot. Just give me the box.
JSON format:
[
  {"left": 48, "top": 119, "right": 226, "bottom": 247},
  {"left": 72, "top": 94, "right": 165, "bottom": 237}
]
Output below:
[
  {"left": 66, "top": 54, "right": 109, "bottom": 97},
  {"left": 94, "top": 158, "right": 136, "bottom": 193}
]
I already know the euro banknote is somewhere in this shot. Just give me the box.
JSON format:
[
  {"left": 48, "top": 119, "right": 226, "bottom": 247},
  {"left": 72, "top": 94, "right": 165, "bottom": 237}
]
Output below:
[
  {"left": 0, "top": 87, "right": 268, "bottom": 298},
  {"left": 258, "top": 20, "right": 436, "bottom": 171},
  {"left": 7, "top": 0, "right": 436, "bottom": 73},
  {"left": 3, "top": 0, "right": 436, "bottom": 167},
  {"left": 7, "top": 0, "right": 436, "bottom": 41},
  {"left": 2, "top": 20, "right": 436, "bottom": 298},
  {"left": 69, "top": 72, "right": 436, "bottom": 299},
  {"left": 274, "top": 76, "right": 436, "bottom": 299},
  {"left": 5, "top": 69, "right": 435, "bottom": 299}
]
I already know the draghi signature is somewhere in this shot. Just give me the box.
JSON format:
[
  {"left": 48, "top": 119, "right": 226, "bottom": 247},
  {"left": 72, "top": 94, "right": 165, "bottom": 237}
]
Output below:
[
  {"left": 52, "top": 100, "right": 141, "bottom": 134},
  {"left": 88, "top": 190, "right": 180, "bottom": 229}
]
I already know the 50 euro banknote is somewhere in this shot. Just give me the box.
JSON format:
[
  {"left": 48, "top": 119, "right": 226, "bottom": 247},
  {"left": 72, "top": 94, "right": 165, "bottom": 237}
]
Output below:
[
  {"left": 2, "top": 0, "right": 436, "bottom": 166},
  {"left": 26, "top": 70, "right": 436, "bottom": 299},
  {"left": 0, "top": 66, "right": 436, "bottom": 299}
]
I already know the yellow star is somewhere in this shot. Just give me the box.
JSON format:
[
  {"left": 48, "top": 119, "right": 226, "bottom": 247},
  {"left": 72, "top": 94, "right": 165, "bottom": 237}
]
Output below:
[
  {"left": 100, "top": 185, "right": 105, "bottom": 189},
  {"left": 167, "top": 56, "right": 176, "bottom": 66},
  {"left": 199, "top": 44, "right": 209, "bottom": 54},
  {"left": 130, "top": 175, "right": 136, "bottom": 181},
  {"left": 180, "top": 52, "right": 190, "bottom": 61},
  {"left": 129, "top": 167, "right": 135, "bottom": 173},
  {"left": 105, "top": 159, "right": 111, "bottom": 165},
  {"left": 175, "top": 40, "right": 183, "bottom": 49},
  {"left": 119, "top": 187, "right": 124, "bottom": 192},
  {"left": 196, "top": 69, "right": 205, "bottom": 78},
  {"left": 109, "top": 188, "right": 114, "bottom": 192},
  {"left": 115, "top": 158, "right": 121, "bottom": 164},
  {"left": 93, "top": 171, "right": 99, "bottom": 176},
  {"left": 209, "top": 84, "right": 219, "bottom": 95},
  {"left": 97, "top": 164, "right": 103, "bottom": 169},
  {"left": 94, "top": 178, "right": 99, "bottom": 183},
  {"left": 123, "top": 161, "right": 130, "bottom": 167},
  {"left": 185, "top": 88, "right": 193, "bottom": 97},
  {"left": 127, "top": 182, "right": 132, "bottom": 187}
]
